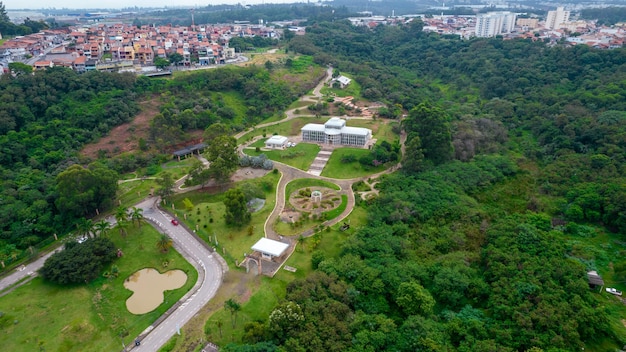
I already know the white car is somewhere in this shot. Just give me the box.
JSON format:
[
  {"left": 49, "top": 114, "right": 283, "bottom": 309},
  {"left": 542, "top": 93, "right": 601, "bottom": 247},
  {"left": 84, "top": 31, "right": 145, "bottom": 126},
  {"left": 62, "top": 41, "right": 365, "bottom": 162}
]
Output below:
[{"left": 606, "top": 287, "right": 623, "bottom": 296}]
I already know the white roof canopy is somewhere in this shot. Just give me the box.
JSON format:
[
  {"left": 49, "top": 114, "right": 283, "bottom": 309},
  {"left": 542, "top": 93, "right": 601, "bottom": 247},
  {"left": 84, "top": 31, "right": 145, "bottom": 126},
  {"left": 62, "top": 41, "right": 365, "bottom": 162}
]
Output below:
[
  {"left": 266, "top": 135, "right": 288, "bottom": 144},
  {"left": 251, "top": 238, "right": 289, "bottom": 257}
]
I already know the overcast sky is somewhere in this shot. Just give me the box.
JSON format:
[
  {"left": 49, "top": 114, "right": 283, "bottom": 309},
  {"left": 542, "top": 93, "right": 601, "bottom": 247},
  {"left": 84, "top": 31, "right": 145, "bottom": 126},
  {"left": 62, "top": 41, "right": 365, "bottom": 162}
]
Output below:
[{"left": 4, "top": 0, "right": 308, "bottom": 10}]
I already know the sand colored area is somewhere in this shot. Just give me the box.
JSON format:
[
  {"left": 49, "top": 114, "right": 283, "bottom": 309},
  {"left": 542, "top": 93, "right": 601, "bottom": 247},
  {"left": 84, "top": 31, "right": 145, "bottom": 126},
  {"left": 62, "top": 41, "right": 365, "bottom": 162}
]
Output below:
[{"left": 124, "top": 268, "right": 187, "bottom": 315}]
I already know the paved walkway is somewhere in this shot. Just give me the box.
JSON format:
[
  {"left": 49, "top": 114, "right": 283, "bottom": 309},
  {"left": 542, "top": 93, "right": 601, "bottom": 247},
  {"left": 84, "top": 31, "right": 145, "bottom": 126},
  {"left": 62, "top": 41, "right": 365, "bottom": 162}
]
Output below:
[{"left": 307, "top": 147, "right": 333, "bottom": 176}]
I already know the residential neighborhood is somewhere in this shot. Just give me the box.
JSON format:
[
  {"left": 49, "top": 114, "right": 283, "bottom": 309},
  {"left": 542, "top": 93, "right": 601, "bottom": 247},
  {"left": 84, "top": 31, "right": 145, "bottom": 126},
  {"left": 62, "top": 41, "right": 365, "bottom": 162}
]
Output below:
[
  {"left": 2, "top": 6, "right": 626, "bottom": 76},
  {"left": 0, "top": 21, "right": 280, "bottom": 74}
]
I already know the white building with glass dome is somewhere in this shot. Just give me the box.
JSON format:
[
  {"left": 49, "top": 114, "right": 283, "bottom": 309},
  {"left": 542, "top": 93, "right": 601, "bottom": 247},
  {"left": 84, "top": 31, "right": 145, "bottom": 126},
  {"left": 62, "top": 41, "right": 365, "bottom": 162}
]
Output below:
[{"left": 301, "top": 117, "right": 372, "bottom": 147}]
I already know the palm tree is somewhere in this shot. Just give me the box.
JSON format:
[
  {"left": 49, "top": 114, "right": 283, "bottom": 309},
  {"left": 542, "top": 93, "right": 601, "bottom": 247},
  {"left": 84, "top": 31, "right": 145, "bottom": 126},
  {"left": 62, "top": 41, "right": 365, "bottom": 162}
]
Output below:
[
  {"left": 216, "top": 319, "right": 223, "bottom": 338},
  {"left": 115, "top": 206, "right": 129, "bottom": 224},
  {"left": 117, "top": 219, "right": 129, "bottom": 240},
  {"left": 224, "top": 298, "right": 241, "bottom": 328},
  {"left": 130, "top": 207, "right": 144, "bottom": 228},
  {"left": 298, "top": 235, "right": 305, "bottom": 252},
  {"left": 157, "top": 234, "right": 173, "bottom": 253},
  {"left": 75, "top": 218, "right": 94, "bottom": 239},
  {"left": 93, "top": 220, "right": 111, "bottom": 237}
]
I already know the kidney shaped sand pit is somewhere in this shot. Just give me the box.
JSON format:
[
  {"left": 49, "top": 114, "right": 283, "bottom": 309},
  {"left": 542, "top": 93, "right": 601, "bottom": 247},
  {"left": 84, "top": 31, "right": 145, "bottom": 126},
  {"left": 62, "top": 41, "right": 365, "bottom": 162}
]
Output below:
[{"left": 124, "top": 268, "right": 187, "bottom": 315}]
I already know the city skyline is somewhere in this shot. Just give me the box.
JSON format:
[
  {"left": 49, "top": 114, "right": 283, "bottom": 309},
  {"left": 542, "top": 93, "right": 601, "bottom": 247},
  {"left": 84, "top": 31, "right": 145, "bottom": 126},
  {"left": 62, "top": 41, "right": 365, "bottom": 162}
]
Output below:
[{"left": 3, "top": 0, "right": 306, "bottom": 10}]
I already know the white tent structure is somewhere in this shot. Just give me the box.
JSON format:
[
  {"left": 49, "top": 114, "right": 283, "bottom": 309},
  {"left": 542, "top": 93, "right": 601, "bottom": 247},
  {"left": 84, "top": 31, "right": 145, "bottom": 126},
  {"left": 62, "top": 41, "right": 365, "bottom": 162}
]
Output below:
[
  {"left": 265, "top": 135, "right": 288, "bottom": 149},
  {"left": 251, "top": 238, "right": 289, "bottom": 260}
]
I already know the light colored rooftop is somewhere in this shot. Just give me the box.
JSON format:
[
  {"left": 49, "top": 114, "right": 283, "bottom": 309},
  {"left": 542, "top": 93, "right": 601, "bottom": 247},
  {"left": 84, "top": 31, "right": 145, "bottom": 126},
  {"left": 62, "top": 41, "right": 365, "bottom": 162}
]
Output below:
[
  {"left": 301, "top": 123, "right": 326, "bottom": 132},
  {"left": 342, "top": 126, "right": 371, "bottom": 136},
  {"left": 266, "top": 135, "right": 288, "bottom": 144},
  {"left": 251, "top": 238, "right": 289, "bottom": 257}
]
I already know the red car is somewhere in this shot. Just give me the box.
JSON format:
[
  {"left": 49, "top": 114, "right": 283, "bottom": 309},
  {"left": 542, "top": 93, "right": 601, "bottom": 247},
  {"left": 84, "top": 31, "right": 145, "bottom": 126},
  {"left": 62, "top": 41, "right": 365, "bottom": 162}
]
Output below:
[{"left": 171, "top": 219, "right": 179, "bottom": 226}]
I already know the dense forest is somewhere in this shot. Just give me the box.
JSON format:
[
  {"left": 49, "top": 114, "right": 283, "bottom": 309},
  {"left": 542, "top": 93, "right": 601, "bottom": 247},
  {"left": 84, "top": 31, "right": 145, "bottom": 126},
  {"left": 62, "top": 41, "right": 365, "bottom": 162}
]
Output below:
[
  {"left": 0, "top": 60, "right": 317, "bottom": 268},
  {"left": 220, "top": 20, "right": 626, "bottom": 351}
]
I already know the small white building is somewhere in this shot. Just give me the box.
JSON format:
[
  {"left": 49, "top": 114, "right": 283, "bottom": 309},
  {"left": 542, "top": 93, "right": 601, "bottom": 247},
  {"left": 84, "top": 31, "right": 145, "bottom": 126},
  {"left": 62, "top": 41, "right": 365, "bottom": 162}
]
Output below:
[
  {"left": 265, "top": 135, "right": 288, "bottom": 149},
  {"left": 301, "top": 117, "right": 372, "bottom": 147},
  {"left": 331, "top": 75, "right": 352, "bottom": 89},
  {"left": 251, "top": 238, "right": 289, "bottom": 260}
]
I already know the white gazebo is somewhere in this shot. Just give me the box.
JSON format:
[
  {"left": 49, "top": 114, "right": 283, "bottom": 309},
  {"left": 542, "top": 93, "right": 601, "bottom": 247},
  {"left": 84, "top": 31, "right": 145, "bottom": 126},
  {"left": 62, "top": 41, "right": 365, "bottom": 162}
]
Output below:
[
  {"left": 251, "top": 238, "right": 289, "bottom": 260},
  {"left": 265, "top": 135, "right": 288, "bottom": 149}
]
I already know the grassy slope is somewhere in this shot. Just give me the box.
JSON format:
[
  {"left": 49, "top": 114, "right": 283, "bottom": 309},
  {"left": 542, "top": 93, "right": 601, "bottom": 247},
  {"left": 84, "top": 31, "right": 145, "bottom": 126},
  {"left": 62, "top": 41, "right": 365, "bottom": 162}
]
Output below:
[
  {"left": 0, "top": 225, "right": 197, "bottom": 352},
  {"left": 170, "top": 172, "right": 281, "bottom": 269},
  {"left": 321, "top": 148, "right": 386, "bottom": 179},
  {"left": 246, "top": 143, "right": 321, "bottom": 170},
  {"left": 201, "top": 204, "right": 369, "bottom": 347},
  {"left": 237, "top": 116, "right": 321, "bottom": 144}
]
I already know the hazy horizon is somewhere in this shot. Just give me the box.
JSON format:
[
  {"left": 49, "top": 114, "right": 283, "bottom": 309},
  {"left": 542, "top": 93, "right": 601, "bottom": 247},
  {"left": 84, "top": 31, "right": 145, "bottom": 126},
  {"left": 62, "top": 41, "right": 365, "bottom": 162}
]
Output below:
[{"left": 3, "top": 0, "right": 310, "bottom": 10}]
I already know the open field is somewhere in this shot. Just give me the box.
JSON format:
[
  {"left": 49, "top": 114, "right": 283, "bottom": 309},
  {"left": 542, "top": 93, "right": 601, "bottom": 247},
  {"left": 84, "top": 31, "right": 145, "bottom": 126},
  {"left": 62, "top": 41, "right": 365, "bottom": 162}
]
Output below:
[
  {"left": 170, "top": 172, "right": 280, "bottom": 269},
  {"left": 0, "top": 225, "right": 197, "bottom": 352},
  {"left": 347, "top": 118, "right": 400, "bottom": 144},
  {"left": 321, "top": 148, "right": 387, "bottom": 179},
  {"left": 246, "top": 143, "right": 321, "bottom": 170},
  {"left": 237, "top": 116, "right": 321, "bottom": 144},
  {"left": 198, "top": 204, "right": 369, "bottom": 348}
]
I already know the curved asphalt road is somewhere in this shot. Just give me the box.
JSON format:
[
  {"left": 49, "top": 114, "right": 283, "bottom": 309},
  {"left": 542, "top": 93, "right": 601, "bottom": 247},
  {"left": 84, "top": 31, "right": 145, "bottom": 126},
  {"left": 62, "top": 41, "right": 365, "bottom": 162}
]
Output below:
[
  {"left": 0, "top": 196, "right": 226, "bottom": 351},
  {"left": 130, "top": 197, "right": 225, "bottom": 351}
]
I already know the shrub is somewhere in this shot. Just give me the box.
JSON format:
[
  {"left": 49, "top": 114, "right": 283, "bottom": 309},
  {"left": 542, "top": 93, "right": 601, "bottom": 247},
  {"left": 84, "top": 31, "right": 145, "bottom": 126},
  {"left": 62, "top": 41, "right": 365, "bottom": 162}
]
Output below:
[
  {"left": 341, "top": 154, "right": 356, "bottom": 163},
  {"left": 40, "top": 238, "right": 117, "bottom": 285}
]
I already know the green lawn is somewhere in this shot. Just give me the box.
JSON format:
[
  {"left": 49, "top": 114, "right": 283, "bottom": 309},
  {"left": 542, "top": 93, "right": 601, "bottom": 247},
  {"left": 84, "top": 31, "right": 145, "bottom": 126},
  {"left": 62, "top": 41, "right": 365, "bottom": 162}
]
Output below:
[
  {"left": 170, "top": 172, "right": 281, "bottom": 269},
  {"left": 0, "top": 225, "right": 197, "bottom": 352},
  {"left": 321, "top": 148, "right": 386, "bottom": 179},
  {"left": 202, "top": 204, "right": 368, "bottom": 347},
  {"left": 203, "top": 277, "right": 287, "bottom": 345},
  {"left": 347, "top": 119, "right": 399, "bottom": 144},
  {"left": 117, "top": 179, "right": 158, "bottom": 209},
  {"left": 161, "top": 158, "right": 197, "bottom": 180},
  {"left": 246, "top": 143, "right": 321, "bottom": 170}
]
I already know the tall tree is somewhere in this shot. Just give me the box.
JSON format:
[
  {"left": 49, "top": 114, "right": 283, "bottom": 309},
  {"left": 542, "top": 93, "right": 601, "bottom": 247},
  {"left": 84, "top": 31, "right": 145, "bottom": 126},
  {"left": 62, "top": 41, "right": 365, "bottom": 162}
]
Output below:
[
  {"left": 156, "top": 234, "right": 173, "bottom": 253},
  {"left": 402, "top": 133, "right": 425, "bottom": 174},
  {"left": 93, "top": 220, "right": 111, "bottom": 237},
  {"left": 225, "top": 298, "right": 242, "bottom": 328},
  {"left": 75, "top": 218, "right": 94, "bottom": 239},
  {"left": 403, "top": 102, "right": 453, "bottom": 165},
  {"left": 395, "top": 281, "right": 435, "bottom": 316},
  {"left": 206, "top": 135, "right": 238, "bottom": 184},
  {"left": 129, "top": 207, "right": 144, "bottom": 228},
  {"left": 168, "top": 52, "right": 183, "bottom": 68},
  {"left": 223, "top": 187, "right": 250, "bottom": 226},
  {"left": 0, "top": 2, "right": 8, "bottom": 23},
  {"left": 156, "top": 172, "right": 175, "bottom": 200},
  {"left": 203, "top": 122, "right": 231, "bottom": 142}
]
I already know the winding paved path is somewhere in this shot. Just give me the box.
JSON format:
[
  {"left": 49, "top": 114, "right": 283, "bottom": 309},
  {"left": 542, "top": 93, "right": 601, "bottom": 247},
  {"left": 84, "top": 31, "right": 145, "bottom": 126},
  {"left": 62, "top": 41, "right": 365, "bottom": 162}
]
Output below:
[
  {"left": 0, "top": 64, "right": 402, "bottom": 351},
  {"left": 130, "top": 197, "right": 226, "bottom": 351}
]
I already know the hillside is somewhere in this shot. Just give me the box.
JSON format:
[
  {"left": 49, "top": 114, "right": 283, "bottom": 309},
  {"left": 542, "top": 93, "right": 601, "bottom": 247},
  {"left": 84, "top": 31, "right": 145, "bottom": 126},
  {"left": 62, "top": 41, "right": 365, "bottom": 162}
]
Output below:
[{"left": 217, "top": 20, "right": 626, "bottom": 352}]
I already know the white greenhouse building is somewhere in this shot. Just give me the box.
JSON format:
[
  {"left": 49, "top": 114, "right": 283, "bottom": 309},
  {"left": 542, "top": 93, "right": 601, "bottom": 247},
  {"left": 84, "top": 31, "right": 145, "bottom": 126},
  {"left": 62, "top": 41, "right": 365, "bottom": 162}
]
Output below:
[
  {"left": 301, "top": 117, "right": 372, "bottom": 147},
  {"left": 265, "top": 135, "right": 288, "bottom": 149}
]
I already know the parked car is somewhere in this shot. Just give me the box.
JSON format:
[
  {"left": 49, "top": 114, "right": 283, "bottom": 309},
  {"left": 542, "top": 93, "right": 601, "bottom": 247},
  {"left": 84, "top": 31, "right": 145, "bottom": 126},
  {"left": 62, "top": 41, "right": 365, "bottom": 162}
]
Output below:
[
  {"left": 171, "top": 219, "right": 179, "bottom": 226},
  {"left": 606, "top": 287, "right": 622, "bottom": 296}
]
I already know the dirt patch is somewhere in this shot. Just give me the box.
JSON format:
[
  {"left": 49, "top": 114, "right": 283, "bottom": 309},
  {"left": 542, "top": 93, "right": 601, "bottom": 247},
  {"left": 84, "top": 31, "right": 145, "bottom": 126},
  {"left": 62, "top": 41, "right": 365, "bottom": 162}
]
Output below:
[
  {"left": 280, "top": 210, "right": 302, "bottom": 223},
  {"left": 231, "top": 167, "right": 271, "bottom": 182},
  {"left": 235, "top": 52, "right": 287, "bottom": 67},
  {"left": 80, "top": 97, "right": 160, "bottom": 159}
]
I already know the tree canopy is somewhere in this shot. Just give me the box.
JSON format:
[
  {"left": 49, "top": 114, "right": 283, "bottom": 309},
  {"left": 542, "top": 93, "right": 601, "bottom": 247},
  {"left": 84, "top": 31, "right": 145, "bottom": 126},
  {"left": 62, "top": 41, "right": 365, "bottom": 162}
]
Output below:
[{"left": 40, "top": 237, "right": 117, "bottom": 285}]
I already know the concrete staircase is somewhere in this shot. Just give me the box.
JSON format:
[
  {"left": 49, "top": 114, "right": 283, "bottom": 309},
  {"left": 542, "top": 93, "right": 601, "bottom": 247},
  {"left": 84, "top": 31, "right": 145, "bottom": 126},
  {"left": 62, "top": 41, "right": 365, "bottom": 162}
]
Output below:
[{"left": 308, "top": 148, "right": 333, "bottom": 176}]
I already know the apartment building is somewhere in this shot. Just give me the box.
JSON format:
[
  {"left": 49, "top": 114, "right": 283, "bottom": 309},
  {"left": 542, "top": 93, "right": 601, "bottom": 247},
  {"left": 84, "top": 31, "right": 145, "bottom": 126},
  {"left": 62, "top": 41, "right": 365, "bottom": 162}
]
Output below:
[
  {"left": 475, "top": 11, "right": 517, "bottom": 37},
  {"left": 546, "top": 7, "right": 570, "bottom": 30}
]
